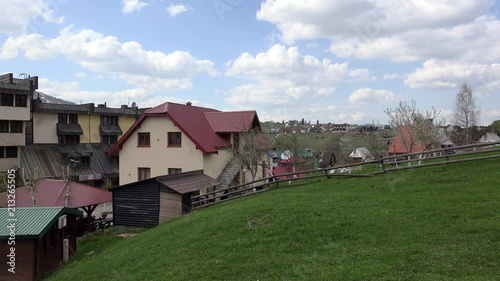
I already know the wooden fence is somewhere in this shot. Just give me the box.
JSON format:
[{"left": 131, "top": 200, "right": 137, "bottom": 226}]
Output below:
[{"left": 191, "top": 141, "right": 500, "bottom": 209}]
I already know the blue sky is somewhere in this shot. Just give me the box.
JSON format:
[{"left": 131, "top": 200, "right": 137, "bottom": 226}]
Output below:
[{"left": 1, "top": 0, "right": 499, "bottom": 125}]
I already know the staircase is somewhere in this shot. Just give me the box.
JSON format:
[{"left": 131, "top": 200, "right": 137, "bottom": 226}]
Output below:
[{"left": 216, "top": 157, "right": 242, "bottom": 190}]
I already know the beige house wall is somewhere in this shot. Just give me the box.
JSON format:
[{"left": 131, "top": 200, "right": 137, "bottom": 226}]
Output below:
[
  {"left": 0, "top": 133, "right": 25, "bottom": 146},
  {"left": 33, "top": 112, "right": 58, "bottom": 144},
  {"left": 118, "top": 116, "right": 136, "bottom": 141},
  {"left": 79, "top": 114, "right": 100, "bottom": 143},
  {"left": 0, "top": 103, "right": 30, "bottom": 121},
  {"left": 119, "top": 117, "right": 204, "bottom": 185},
  {"left": 203, "top": 149, "right": 231, "bottom": 180},
  {"left": 0, "top": 157, "right": 20, "bottom": 171}
]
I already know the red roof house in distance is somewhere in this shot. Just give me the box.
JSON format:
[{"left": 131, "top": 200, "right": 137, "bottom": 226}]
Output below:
[
  {"left": 108, "top": 101, "right": 271, "bottom": 189},
  {"left": 388, "top": 125, "right": 427, "bottom": 155}
]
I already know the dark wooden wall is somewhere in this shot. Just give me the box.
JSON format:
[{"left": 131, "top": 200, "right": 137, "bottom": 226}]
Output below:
[
  {"left": 113, "top": 182, "right": 160, "bottom": 227},
  {"left": 0, "top": 239, "right": 35, "bottom": 281}
]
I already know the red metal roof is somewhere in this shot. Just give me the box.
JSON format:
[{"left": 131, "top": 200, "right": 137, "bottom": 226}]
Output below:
[
  {"left": 0, "top": 179, "right": 112, "bottom": 208},
  {"left": 272, "top": 166, "right": 307, "bottom": 181},
  {"left": 205, "top": 111, "right": 259, "bottom": 133},
  {"left": 109, "top": 102, "right": 263, "bottom": 155},
  {"left": 388, "top": 125, "right": 426, "bottom": 154}
]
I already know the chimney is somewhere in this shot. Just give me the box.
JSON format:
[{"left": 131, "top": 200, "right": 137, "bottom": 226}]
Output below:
[
  {"left": 121, "top": 104, "right": 128, "bottom": 109},
  {"left": 97, "top": 104, "right": 106, "bottom": 108},
  {"left": 186, "top": 101, "right": 192, "bottom": 106}
]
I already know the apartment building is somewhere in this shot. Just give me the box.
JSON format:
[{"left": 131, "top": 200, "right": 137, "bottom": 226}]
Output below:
[
  {"left": 0, "top": 73, "right": 38, "bottom": 171},
  {"left": 21, "top": 98, "right": 148, "bottom": 186}
]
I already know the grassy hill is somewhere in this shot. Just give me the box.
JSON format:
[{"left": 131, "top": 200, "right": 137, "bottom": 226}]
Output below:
[{"left": 48, "top": 159, "right": 500, "bottom": 281}]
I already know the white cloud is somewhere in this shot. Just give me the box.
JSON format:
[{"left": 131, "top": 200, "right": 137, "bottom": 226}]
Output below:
[
  {"left": 225, "top": 45, "right": 348, "bottom": 108},
  {"left": 166, "top": 3, "right": 191, "bottom": 17},
  {"left": 257, "top": 0, "right": 499, "bottom": 63},
  {"left": 349, "top": 88, "right": 397, "bottom": 104},
  {"left": 405, "top": 59, "right": 500, "bottom": 99},
  {"left": 349, "top": 68, "right": 376, "bottom": 82},
  {"left": 0, "top": 26, "right": 217, "bottom": 91},
  {"left": 121, "top": 0, "right": 149, "bottom": 14},
  {"left": 383, "top": 73, "right": 404, "bottom": 80},
  {"left": 38, "top": 78, "right": 202, "bottom": 109},
  {"left": 224, "top": 44, "right": 359, "bottom": 122},
  {"left": 0, "top": 0, "right": 64, "bottom": 34}
]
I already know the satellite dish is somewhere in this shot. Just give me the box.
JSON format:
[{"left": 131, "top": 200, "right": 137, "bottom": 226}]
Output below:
[
  {"left": 281, "top": 150, "right": 292, "bottom": 160},
  {"left": 131, "top": 102, "right": 137, "bottom": 108}
]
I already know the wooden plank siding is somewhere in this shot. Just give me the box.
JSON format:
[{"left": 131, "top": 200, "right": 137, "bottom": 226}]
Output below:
[
  {"left": 0, "top": 239, "right": 35, "bottom": 281},
  {"left": 112, "top": 182, "right": 160, "bottom": 227},
  {"left": 159, "top": 192, "right": 182, "bottom": 223}
]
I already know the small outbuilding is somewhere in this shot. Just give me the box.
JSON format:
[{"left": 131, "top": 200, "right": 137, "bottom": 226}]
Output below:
[
  {"left": 477, "top": 132, "right": 500, "bottom": 143},
  {"left": 0, "top": 207, "right": 82, "bottom": 281},
  {"left": 111, "top": 170, "right": 220, "bottom": 227},
  {"left": 350, "top": 147, "right": 373, "bottom": 163}
]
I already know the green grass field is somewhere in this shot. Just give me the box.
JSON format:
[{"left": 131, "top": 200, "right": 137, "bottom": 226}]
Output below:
[{"left": 47, "top": 159, "right": 500, "bottom": 281}]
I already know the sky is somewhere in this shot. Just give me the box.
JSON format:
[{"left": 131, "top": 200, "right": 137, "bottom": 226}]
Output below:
[{"left": 1, "top": 0, "right": 499, "bottom": 126}]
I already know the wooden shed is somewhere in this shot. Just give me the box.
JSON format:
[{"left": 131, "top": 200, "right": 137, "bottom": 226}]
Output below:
[
  {"left": 112, "top": 170, "right": 220, "bottom": 227},
  {"left": 0, "top": 207, "right": 82, "bottom": 281}
]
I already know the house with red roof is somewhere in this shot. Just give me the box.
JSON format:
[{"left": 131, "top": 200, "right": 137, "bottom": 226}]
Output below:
[
  {"left": 108, "top": 102, "right": 271, "bottom": 188},
  {"left": 388, "top": 125, "right": 427, "bottom": 155}
]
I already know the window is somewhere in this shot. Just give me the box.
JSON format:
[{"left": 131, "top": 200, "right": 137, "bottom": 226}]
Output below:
[
  {"left": 0, "top": 120, "right": 8, "bottom": 133},
  {"left": 0, "top": 146, "right": 18, "bottom": 158},
  {"left": 168, "top": 168, "right": 182, "bottom": 175},
  {"left": 15, "top": 95, "right": 27, "bottom": 107},
  {"left": 10, "top": 121, "right": 23, "bottom": 133},
  {"left": 58, "top": 135, "right": 80, "bottom": 145},
  {"left": 101, "top": 135, "right": 118, "bottom": 145},
  {"left": 101, "top": 116, "right": 118, "bottom": 125},
  {"left": 69, "top": 114, "right": 78, "bottom": 124},
  {"left": 58, "top": 113, "right": 67, "bottom": 123},
  {"left": 0, "top": 94, "right": 14, "bottom": 106},
  {"left": 58, "top": 113, "right": 78, "bottom": 124},
  {"left": 138, "top": 133, "right": 150, "bottom": 147},
  {"left": 138, "top": 168, "right": 151, "bottom": 181},
  {"left": 168, "top": 132, "right": 182, "bottom": 147}
]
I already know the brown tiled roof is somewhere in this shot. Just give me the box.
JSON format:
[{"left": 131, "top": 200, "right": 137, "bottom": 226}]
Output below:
[{"left": 113, "top": 170, "right": 220, "bottom": 194}]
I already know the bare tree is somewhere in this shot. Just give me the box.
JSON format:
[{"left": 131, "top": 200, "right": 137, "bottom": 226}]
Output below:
[
  {"left": 232, "top": 128, "right": 272, "bottom": 183},
  {"left": 62, "top": 165, "right": 71, "bottom": 207},
  {"left": 385, "top": 100, "right": 445, "bottom": 154},
  {"left": 274, "top": 132, "right": 304, "bottom": 176},
  {"left": 453, "top": 83, "right": 480, "bottom": 144},
  {"left": 21, "top": 167, "right": 41, "bottom": 206}
]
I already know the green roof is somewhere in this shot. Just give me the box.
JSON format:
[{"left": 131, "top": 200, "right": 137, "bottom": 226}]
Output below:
[{"left": 0, "top": 207, "right": 82, "bottom": 239}]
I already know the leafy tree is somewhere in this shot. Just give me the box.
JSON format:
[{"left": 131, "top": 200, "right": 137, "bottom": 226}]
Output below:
[
  {"left": 453, "top": 83, "right": 480, "bottom": 144},
  {"left": 490, "top": 120, "right": 500, "bottom": 135}
]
